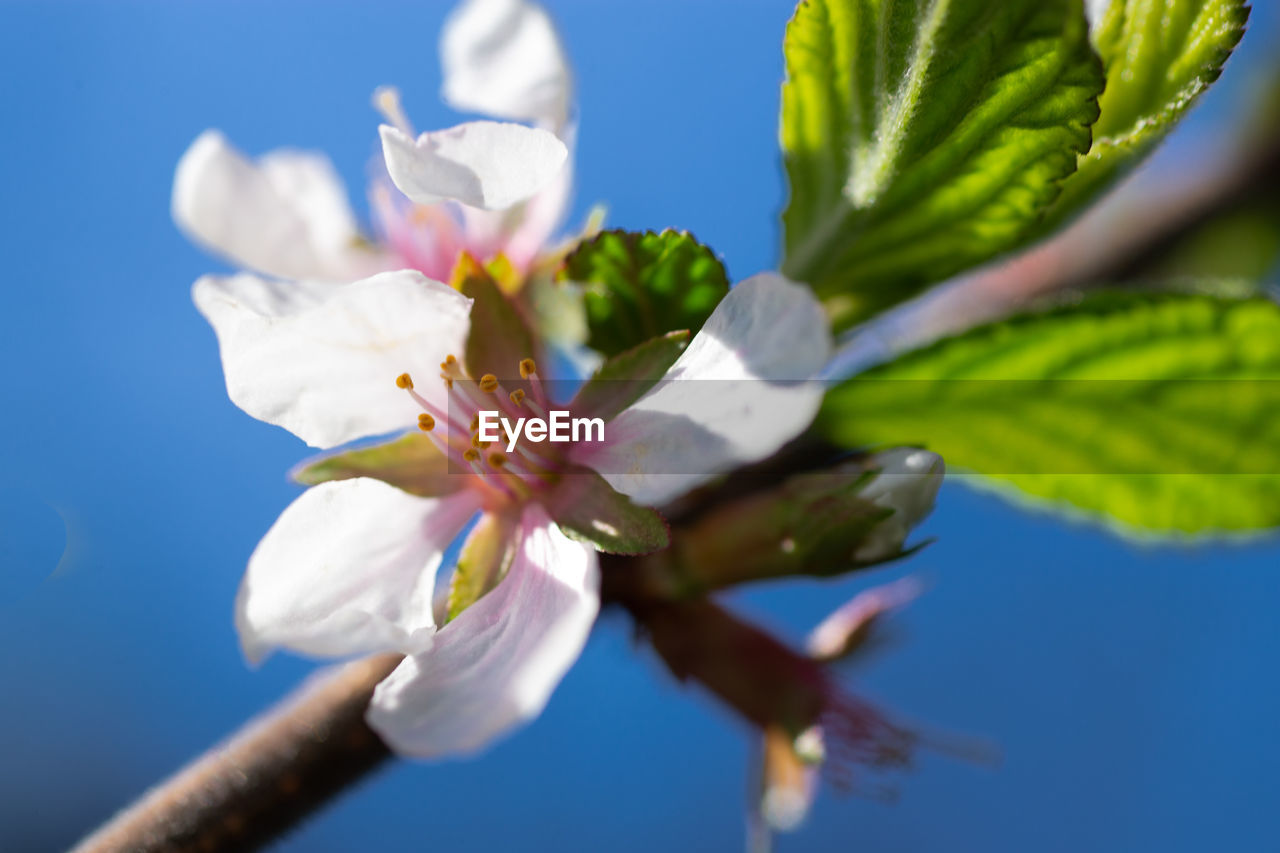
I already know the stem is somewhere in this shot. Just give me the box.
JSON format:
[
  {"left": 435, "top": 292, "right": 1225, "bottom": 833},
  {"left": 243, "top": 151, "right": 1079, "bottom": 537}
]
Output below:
[{"left": 71, "top": 654, "right": 402, "bottom": 853}]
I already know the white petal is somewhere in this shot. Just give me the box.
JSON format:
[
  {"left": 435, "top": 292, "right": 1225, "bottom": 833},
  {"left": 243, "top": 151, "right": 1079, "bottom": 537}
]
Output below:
[
  {"left": 459, "top": 123, "right": 576, "bottom": 270},
  {"left": 441, "top": 0, "right": 572, "bottom": 129},
  {"left": 173, "top": 130, "right": 389, "bottom": 281},
  {"left": 575, "top": 273, "right": 832, "bottom": 506},
  {"left": 192, "top": 270, "right": 344, "bottom": 320},
  {"left": 853, "top": 449, "right": 944, "bottom": 562},
  {"left": 236, "top": 479, "right": 481, "bottom": 663},
  {"left": 194, "top": 269, "right": 472, "bottom": 448},
  {"left": 367, "top": 505, "right": 599, "bottom": 758},
  {"left": 380, "top": 121, "right": 567, "bottom": 211}
]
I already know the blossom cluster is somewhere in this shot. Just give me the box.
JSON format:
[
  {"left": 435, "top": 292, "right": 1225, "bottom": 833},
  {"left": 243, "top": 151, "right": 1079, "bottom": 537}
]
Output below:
[{"left": 175, "top": 0, "right": 944, "bottom": 838}]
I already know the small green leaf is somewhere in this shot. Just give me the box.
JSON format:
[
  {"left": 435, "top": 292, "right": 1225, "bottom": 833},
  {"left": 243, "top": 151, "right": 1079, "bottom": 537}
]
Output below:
[
  {"left": 559, "top": 230, "right": 729, "bottom": 357},
  {"left": 291, "top": 432, "right": 465, "bottom": 498},
  {"left": 448, "top": 510, "right": 520, "bottom": 622},
  {"left": 545, "top": 467, "right": 670, "bottom": 554},
  {"left": 779, "top": 0, "right": 1103, "bottom": 330},
  {"left": 818, "top": 288, "right": 1280, "bottom": 534},
  {"left": 456, "top": 254, "right": 538, "bottom": 386},
  {"left": 569, "top": 331, "right": 690, "bottom": 422},
  {"left": 1040, "top": 0, "right": 1249, "bottom": 231}
]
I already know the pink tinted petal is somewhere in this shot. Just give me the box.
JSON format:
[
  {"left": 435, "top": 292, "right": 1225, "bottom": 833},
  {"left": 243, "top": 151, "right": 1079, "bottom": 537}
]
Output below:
[
  {"left": 366, "top": 505, "right": 599, "bottom": 758},
  {"left": 806, "top": 577, "right": 924, "bottom": 661}
]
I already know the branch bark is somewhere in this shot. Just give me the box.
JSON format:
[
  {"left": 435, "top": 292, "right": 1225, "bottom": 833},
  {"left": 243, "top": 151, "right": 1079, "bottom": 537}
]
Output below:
[{"left": 71, "top": 654, "right": 401, "bottom": 853}]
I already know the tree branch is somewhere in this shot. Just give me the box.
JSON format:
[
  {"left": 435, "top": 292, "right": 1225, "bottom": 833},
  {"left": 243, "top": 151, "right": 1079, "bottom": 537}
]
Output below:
[{"left": 71, "top": 654, "right": 401, "bottom": 853}]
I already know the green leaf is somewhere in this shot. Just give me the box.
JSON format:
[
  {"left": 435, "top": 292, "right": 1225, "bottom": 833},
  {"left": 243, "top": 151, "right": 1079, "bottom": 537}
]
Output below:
[
  {"left": 448, "top": 510, "right": 520, "bottom": 622},
  {"left": 569, "top": 331, "right": 690, "bottom": 422},
  {"left": 545, "top": 467, "right": 671, "bottom": 555},
  {"left": 818, "top": 288, "right": 1280, "bottom": 535},
  {"left": 1040, "top": 0, "right": 1249, "bottom": 231},
  {"left": 291, "top": 432, "right": 465, "bottom": 498},
  {"left": 456, "top": 254, "right": 539, "bottom": 386},
  {"left": 559, "top": 230, "right": 729, "bottom": 357},
  {"left": 779, "top": 0, "right": 1103, "bottom": 330}
]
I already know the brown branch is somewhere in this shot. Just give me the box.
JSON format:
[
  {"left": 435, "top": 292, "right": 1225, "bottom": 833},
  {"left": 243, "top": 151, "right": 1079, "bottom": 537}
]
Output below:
[{"left": 71, "top": 654, "right": 402, "bottom": 853}]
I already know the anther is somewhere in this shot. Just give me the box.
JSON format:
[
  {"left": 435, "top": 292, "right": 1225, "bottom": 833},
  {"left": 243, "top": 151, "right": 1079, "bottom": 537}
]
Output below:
[
  {"left": 519, "top": 358, "right": 538, "bottom": 379},
  {"left": 373, "top": 86, "right": 415, "bottom": 137},
  {"left": 396, "top": 373, "right": 414, "bottom": 390},
  {"left": 479, "top": 374, "right": 499, "bottom": 393},
  {"left": 418, "top": 413, "right": 436, "bottom": 432},
  {"left": 488, "top": 452, "right": 508, "bottom": 469},
  {"left": 463, "top": 448, "right": 482, "bottom": 463},
  {"left": 509, "top": 389, "right": 526, "bottom": 407},
  {"left": 471, "top": 434, "right": 491, "bottom": 450}
]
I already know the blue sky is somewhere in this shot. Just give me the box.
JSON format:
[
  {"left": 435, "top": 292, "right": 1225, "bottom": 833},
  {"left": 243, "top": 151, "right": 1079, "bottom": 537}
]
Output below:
[{"left": 1, "top": 1, "right": 1278, "bottom": 850}]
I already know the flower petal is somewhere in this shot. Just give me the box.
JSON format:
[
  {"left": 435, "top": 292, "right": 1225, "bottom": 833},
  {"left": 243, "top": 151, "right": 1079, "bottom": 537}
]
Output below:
[
  {"left": 574, "top": 273, "right": 831, "bottom": 505},
  {"left": 173, "top": 130, "right": 390, "bottom": 281},
  {"left": 805, "top": 576, "right": 923, "bottom": 661},
  {"left": 194, "top": 269, "right": 472, "bottom": 448},
  {"left": 452, "top": 121, "right": 577, "bottom": 273},
  {"left": 440, "top": 0, "right": 572, "bottom": 129},
  {"left": 379, "top": 121, "right": 567, "bottom": 211},
  {"left": 236, "top": 479, "right": 481, "bottom": 663},
  {"left": 367, "top": 504, "right": 599, "bottom": 758}
]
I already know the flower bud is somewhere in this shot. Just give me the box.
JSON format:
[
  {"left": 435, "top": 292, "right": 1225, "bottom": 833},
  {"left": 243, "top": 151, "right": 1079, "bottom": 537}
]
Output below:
[
  {"left": 633, "top": 448, "right": 944, "bottom": 598},
  {"left": 853, "top": 448, "right": 944, "bottom": 562}
]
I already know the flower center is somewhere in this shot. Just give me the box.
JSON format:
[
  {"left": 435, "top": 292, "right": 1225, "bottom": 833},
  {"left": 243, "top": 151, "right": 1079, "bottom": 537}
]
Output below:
[{"left": 396, "top": 355, "right": 562, "bottom": 503}]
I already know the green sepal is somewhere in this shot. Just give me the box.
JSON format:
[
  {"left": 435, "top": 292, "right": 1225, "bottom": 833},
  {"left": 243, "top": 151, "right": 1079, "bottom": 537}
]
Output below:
[
  {"left": 559, "top": 229, "right": 729, "bottom": 357},
  {"left": 569, "top": 331, "right": 690, "bottom": 422},
  {"left": 291, "top": 432, "right": 465, "bottom": 498},
  {"left": 447, "top": 510, "right": 521, "bottom": 622},
  {"left": 545, "top": 467, "right": 671, "bottom": 555},
  {"left": 456, "top": 254, "right": 538, "bottom": 387}
]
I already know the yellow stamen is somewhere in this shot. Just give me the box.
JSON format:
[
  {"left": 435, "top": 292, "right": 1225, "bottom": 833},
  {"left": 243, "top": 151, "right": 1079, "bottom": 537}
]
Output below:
[
  {"left": 469, "top": 414, "right": 481, "bottom": 432},
  {"left": 509, "top": 389, "right": 526, "bottom": 407},
  {"left": 488, "top": 452, "right": 508, "bottom": 469},
  {"left": 440, "top": 354, "right": 468, "bottom": 381},
  {"left": 519, "top": 358, "right": 537, "bottom": 379},
  {"left": 479, "top": 374, "right": 499, "bottom": 393},
  {"left": 396, "top": 373, "right": 414, "bottom": 390},
  {"left": 463, "top": 448, "right": 482, "bottom": 463},
  {"left": 471, "top": 434, "right": 491, "bottom": 450},
  {"left": 418, "top": 414, "right": 436, "bottom": 432}
]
